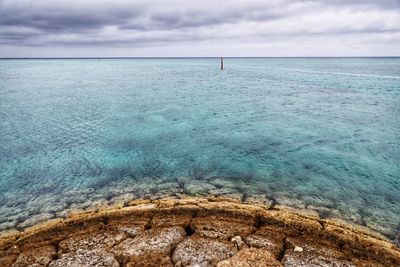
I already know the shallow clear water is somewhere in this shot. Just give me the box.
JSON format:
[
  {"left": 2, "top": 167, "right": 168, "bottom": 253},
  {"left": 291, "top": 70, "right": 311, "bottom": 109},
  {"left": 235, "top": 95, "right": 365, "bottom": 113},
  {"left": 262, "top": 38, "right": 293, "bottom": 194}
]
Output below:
[{"left": 0, "top": 58, "right": 399, "bottom": 237}]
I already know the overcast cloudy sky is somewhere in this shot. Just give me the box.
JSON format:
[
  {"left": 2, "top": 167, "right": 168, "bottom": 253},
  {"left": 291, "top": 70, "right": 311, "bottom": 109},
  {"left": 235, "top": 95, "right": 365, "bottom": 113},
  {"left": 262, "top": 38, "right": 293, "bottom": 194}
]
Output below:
[{"left": 0, "top": 0, "right": 399, "bottom": 57}]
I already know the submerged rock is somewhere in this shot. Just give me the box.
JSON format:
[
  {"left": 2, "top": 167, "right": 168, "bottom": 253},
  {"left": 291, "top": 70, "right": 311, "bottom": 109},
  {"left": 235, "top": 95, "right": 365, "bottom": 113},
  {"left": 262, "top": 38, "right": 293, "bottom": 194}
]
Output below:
[{"left": 17, "top": 213, "right": 54, "bottom": 229}]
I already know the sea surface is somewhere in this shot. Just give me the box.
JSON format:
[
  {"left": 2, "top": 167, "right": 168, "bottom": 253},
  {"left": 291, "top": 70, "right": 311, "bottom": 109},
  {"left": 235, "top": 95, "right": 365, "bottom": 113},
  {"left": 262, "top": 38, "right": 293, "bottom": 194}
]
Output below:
[{"left": 0, "top": 58, "right": 399, "bottom": 238}]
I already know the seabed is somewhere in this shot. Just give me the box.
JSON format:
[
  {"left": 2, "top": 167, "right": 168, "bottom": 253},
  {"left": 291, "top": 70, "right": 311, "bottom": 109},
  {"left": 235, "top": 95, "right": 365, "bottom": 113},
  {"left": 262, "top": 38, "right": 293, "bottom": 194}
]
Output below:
[{"left": 1, "top": 195, "right": 399, "bottom": 266}]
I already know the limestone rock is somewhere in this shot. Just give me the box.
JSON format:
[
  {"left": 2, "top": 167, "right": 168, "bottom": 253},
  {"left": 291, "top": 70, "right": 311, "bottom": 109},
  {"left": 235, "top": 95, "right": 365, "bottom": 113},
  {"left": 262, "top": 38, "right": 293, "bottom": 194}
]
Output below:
[
  {"left": 231, "top": 236, "right": 247, "bottom": 250},
  {"left": 0, "top": 255, "right": 17, "bottom": 267},
  {"left": 59, "top": 230, "right": 126, "bottom": 253},
  {"left": 293, "top": 246, "right": 303, "bottom": 252},
  {"left": 108, "top": 216, "right": 149, "bottom": 237},
  {"left": 112, "top": 226, "right": 186, "bottom": 263},
  {"left": 260, "top": 210, "right": 322, "bottom": 236},
  {"left": 281, "top": 237, "right": 355, "bottom": 267},
  {"left": 151, "top": 213, "right": 192, "bottom": 229},
  {"left": 172, "top": 235, "right": 238, "bottom": 266},
  {"left": 49, "top": 249, "right": 119, "bottom": 267},
  {"left": 217, "top": 248, "right": 283, "bottom": 267},
  {"left": 191, "top": 217, "right": 256, "bottom": 240},
  {"left": 244, "top": 226, "right": 285, "bottom": 258},
  {"left": 125, "top": 254, "right": 173, "bottom": 267},
  {"left": 113, "top": 225, "right": 144, "bottom": 238},
  {"left": 12, "top": 245, "right": 56, "bottom": 267}
]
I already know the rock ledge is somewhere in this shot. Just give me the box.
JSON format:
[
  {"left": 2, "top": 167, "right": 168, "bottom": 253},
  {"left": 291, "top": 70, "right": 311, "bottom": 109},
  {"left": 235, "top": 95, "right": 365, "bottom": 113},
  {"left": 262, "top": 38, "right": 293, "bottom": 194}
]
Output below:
[{"left": 0, "top": 196, "right": 399, "bottom": 266}]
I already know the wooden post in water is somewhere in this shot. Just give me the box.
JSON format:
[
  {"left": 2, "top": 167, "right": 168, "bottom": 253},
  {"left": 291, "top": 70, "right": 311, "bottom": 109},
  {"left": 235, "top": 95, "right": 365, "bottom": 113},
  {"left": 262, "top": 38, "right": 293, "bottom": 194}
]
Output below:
[{"left": 220, "top": 57, "right": 224, "bottom": 70}]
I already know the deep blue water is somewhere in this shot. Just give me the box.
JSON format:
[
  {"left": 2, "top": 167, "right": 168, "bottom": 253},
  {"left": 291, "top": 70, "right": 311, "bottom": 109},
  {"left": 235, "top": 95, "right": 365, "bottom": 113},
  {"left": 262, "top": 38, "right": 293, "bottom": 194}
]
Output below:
[{"left": 0, "top": 58, "right": 399, "bottom": 237}]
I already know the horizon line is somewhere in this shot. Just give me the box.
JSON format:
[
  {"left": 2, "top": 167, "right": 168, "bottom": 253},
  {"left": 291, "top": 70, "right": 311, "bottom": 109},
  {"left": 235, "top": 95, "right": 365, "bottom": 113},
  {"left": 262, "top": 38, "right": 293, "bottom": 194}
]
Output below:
[{"left": 1, "top": 56, "right": 400, "bottom": 60}]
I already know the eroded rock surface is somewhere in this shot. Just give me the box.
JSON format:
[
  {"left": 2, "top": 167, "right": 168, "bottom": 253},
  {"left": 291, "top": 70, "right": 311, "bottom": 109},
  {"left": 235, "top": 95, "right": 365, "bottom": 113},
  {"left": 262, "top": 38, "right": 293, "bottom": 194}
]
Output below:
[
  {"left": 217, "top": 248, "right": 283, "bottom": 267},
  {"left": 12, "top": 245, "right": 56, "bottom": 267},
  {"left": 0, "top": 196, "right": 399, "bottom": 267},
  {"left": 244, "top": 226, "right": 286, "bottom": 258},
  {"left": 172, "top": 235, "right": 238, "bottom": 266},
  {"left": 282, "top": 236, "right": 355, "bottom": 267},
  {"left": 191, "top": 217, "right": 256, "bottom": 240},
  {"left": 112, "top": 226, "right": 186, "bottom": 264},
  {"left": 49, "top": 249, "right": 119, "bottom": 267},
  {"left": 59, "top": 231, "right": 126, "bottom": 253}
]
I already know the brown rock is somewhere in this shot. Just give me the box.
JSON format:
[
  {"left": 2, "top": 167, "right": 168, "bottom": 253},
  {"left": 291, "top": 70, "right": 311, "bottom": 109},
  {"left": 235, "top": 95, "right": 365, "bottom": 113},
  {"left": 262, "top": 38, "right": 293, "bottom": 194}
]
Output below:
[
  {"left": 59, "top": 230, "right": 126, "bottom": 253},
  {"left": 107, "top": 216, "right": 148, "bottom": 237},
  {"left": 18, "top": 221, "right": 106, "bottom": 250},
  {"left": 12, "top": 245, "right": 56, "bottom": 267},
  {"left": 107, "top": 216, "right": 150, "bottom": 229},
  {"left": 351, "top": 259, "right": 386, "bottom": 267},
  {"left": 231, "top": 236, "right": 247, "bottom": 250},
  {"left": 191, "top": 217, "right": 256, "bottom": 240},
  {"left": 172, "top": 235, "right": 238, "bottom": 266},
  {"left": 282, "top": 237, "right": 354, "bottom": 267},
  {"left": 260, "top": 210, "right": 323, "bottom": 236},
  {"left": 0, "top": 255, "right": 17, "bottom": 267},
  {"left": 49, "top": 249, "right": 119, "bottom": 267},
  {"left": 112, "top": 226, "right": 186, "bottom": 263},
  {"left": 125, "top": 254, "right": 173, "bottom": 267},
  {"left": 217, "top": 248, "right": 283, "bottom": 267},
  {"left": 244, "top": 227, "right": 285, "bottom": 258},
  {"left": 322, "top": 222, "right": 400, "bottom": 266},
  {"left": 151, "top": 213, "right": 192, "bottom": 229},
  {"left": 196, "top": 202, "right": 258, "bottom": 226}
]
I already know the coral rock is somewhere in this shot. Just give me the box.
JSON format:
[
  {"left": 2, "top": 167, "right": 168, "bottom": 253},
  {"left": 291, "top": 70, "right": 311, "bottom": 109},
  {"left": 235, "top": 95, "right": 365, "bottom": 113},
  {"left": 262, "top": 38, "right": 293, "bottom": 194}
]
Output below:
[
  {"left": 191, "top": 217, "right": 256, "bottom": 240},
  {"left": 244, "top": 227, "right": 285, "bottom": 258},
  {"left": 217, "top": 248, "right": 283, "bottom": 267},
  {"left": 49, "top": 249, "right": 119, "bottom": 267},
  {"left": 281, "top": 237, "right": 355, "bottom": 267},
  {"left": 59, "top": 230, "right": 126, "bottom": 253},
  {"left": 112, "top": 226, "right": 186, "bottom": 263},
  {"left": 172, "top": 235, "right": 238, "bottom": 266},
  {"left": 12, "top": 245, "right": 56, "bottom": 267}
]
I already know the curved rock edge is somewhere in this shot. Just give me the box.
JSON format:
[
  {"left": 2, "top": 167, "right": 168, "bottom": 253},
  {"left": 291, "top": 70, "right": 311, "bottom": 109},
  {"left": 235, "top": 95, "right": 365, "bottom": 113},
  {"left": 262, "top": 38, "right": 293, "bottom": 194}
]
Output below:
[{"left": 0, "top": 195, "right": 399, "bottom": 266}]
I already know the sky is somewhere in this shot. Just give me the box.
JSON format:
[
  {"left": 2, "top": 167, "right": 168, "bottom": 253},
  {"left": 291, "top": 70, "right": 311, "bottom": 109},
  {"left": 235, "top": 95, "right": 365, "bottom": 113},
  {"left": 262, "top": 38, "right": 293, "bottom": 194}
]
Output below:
[{"left": 0, "top": 0, "right": 399, "bottom": 57}]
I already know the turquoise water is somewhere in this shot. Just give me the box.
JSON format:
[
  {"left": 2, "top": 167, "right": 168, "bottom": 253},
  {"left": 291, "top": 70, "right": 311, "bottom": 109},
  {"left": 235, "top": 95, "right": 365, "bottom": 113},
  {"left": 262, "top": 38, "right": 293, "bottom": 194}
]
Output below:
[{"left": 0, "top": 58, "right": 399, "bottom": 238}]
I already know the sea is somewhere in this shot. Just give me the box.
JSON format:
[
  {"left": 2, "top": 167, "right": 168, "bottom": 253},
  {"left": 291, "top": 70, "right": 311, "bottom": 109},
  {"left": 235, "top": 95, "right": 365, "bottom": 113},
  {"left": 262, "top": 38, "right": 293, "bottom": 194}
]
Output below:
[{"left": 0, "top": 58, "right": 399, "bottom": 239}]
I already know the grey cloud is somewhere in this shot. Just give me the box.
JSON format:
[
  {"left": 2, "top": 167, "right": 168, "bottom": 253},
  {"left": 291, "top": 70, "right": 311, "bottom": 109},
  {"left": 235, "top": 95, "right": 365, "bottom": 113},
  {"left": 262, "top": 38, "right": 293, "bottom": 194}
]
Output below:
[{"left": 0, "top": 0, "right": 399, "bottom": 55}]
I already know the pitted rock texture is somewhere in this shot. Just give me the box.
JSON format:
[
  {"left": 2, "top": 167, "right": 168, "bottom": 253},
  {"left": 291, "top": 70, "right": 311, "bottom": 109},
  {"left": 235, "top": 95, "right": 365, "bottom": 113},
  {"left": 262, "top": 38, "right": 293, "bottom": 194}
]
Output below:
[
  {"left": 0, "top": 196, "right": 399, "bottom": 267},
  {"left": 217, "top": 248, "right": 283, "bottom": 267},
  {"left": 244, "top": 226, "right": 286, "bottom": 258},
  {"left": 59, "top": 231, "right": 126, "bottom": 253},
  {"left": 281, "top": 237, "right": 355, "bottom": 267},
  {"left": 112, "top": 226, "right": 186, "bottom": 264},
  {"left": 49, "top": 249, "right": 119, "bottom": 267},
  {"left": 12, "top": 245, "right": 56, "bottom": 267},
  {"left": 172, "top": 235, "right": 238, "bottom": 266}
]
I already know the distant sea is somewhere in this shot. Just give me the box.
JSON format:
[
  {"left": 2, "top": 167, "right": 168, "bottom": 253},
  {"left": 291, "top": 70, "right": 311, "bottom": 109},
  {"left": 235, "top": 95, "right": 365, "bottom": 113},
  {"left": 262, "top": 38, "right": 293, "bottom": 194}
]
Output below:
[{"left": 0, "top": 58, "right": 399, "bottom": 238}]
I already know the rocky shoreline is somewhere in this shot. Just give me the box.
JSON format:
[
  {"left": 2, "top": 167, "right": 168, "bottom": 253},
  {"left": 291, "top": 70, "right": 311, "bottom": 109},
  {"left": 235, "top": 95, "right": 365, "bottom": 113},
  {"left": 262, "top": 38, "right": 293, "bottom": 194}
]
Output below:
[{"left": 0, "top": 195, "right": 399, "bottom": 266}]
